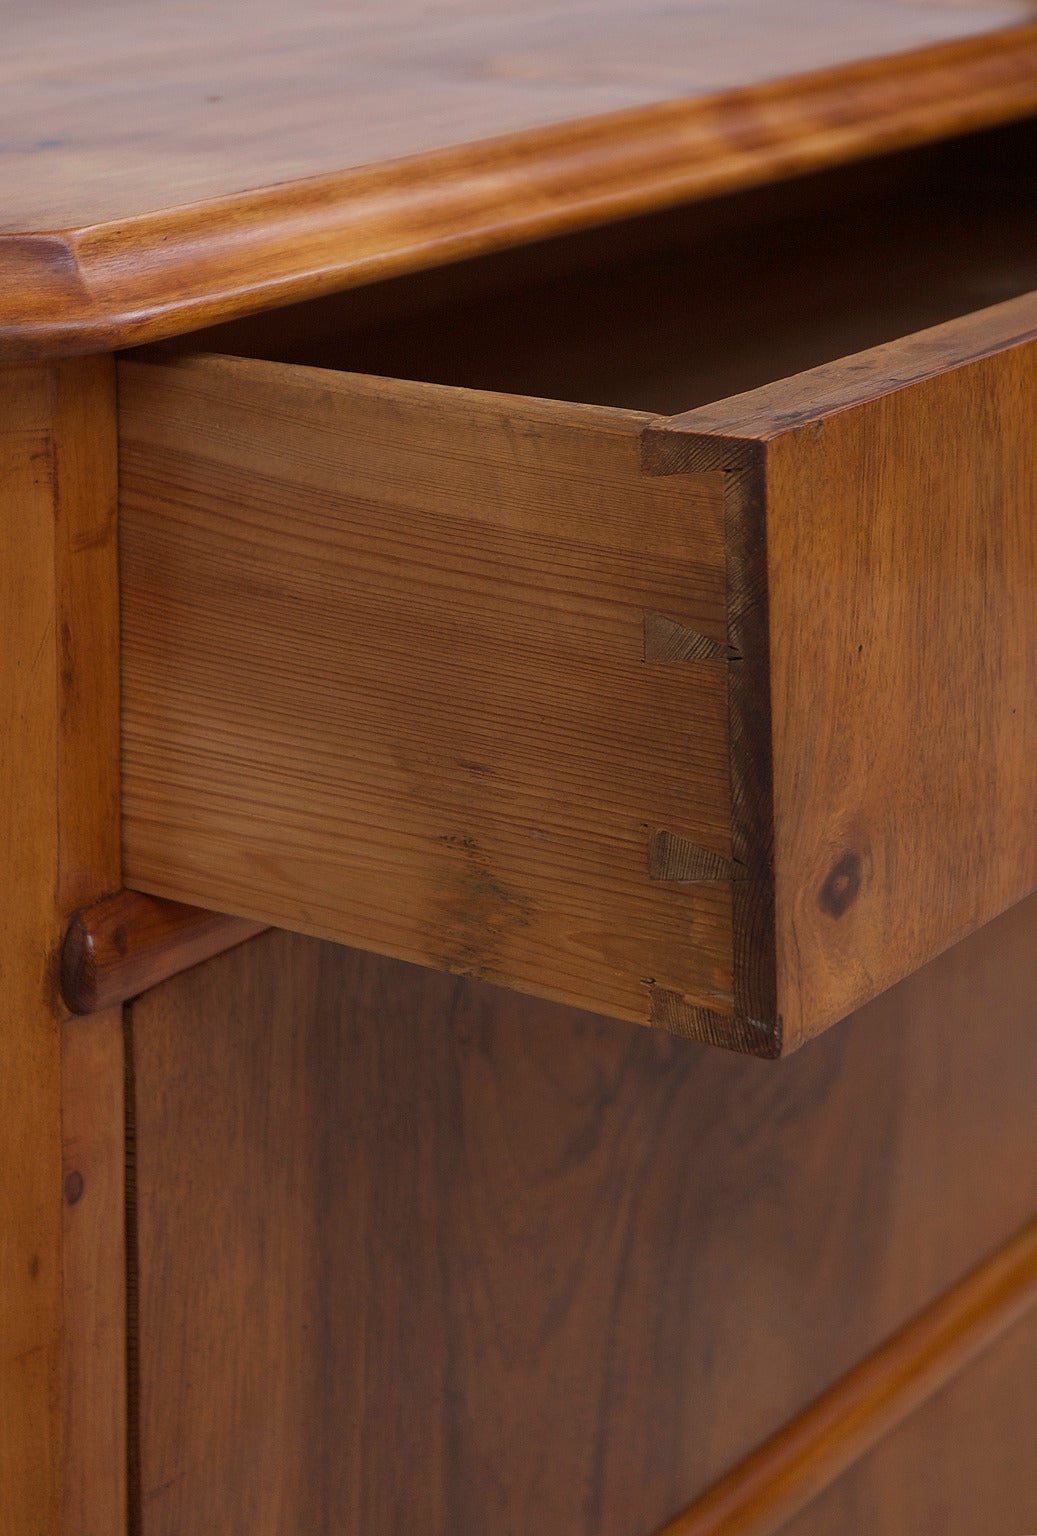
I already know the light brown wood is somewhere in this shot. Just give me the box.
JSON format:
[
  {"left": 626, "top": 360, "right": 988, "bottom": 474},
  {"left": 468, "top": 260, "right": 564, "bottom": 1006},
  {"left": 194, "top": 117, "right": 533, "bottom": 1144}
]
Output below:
[
  {"left": 650, "top": 287, "right": 1037, "bottom": 1046},
  {"left": 3, "top": 9, "right": 1037, "bottom": 357},
  {"left": 62, "top": 890, "right": 267, "bottom": 1015},
  {"left": 0, "top": 359, "right": 125, "bottom": 1535},
  {"left": 129, "top": 892, "right": 1037, "bottom": 1536},
  {"left": 653, "top": 1217, "right": 1037, "bottom": 1536},
  {"left": 119, "top": 354, "right": 739, "bottom": 1036}
]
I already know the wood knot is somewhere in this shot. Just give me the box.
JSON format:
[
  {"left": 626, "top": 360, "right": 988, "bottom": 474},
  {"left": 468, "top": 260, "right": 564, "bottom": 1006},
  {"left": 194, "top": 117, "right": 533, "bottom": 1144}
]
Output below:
[
  {"left": 64, "top": 1171, "right": 85, "bottom": 1206},
  {"left": 818, "top": 853, "right": 862, "bottom": 919}
]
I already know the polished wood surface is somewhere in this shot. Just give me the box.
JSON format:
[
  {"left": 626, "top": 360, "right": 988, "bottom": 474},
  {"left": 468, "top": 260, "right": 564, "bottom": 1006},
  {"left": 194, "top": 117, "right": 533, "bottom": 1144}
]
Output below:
[
  {"left": 62, "top": 890, "right": 267, "bottom": 1015},
  {"left": 119, "top": 354, "right": 739, "bottom": 1035},
  {"left": 130, "top": 892, "right": 1037, "bottom": 1536},
  {"left": 1, "top": 8, "right": 1036, "bottom": 1528},
  {"left": 652, "top": 288, "right": 1037, "bottom": 1046},
  {"left": 6, "top": 0, "right": 1031, "bottom": 229},
  {"left": 0, "top": 359, "right": 125, "bottom": 1535},
  {"left": 655, "top": 1217, "right": 1037, "bottom": 1536},
  {"left": 781, "top": 1307, "right": 1037, "bottom": 1536},
  {"left": 4, "top": 9, "right": 1037, "bottom": 356}
]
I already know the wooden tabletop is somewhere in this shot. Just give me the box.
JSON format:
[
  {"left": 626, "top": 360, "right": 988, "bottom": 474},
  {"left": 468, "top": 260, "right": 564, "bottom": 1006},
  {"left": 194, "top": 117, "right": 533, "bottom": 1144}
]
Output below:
[{"left": 3, "top": 0, "right": 1037, "bottom": 356}]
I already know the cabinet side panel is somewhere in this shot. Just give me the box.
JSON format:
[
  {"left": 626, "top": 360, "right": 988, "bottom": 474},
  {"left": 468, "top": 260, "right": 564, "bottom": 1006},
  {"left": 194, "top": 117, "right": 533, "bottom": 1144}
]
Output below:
[
  {"left": 0, "top": 359, "right": 124, "bottom": 1536},
  {"left": 132, "top": 892, "right": 1037, "bottom": 1536},
  {"left": 119, "top": 354, "right": 734, "bottom": 1027}
]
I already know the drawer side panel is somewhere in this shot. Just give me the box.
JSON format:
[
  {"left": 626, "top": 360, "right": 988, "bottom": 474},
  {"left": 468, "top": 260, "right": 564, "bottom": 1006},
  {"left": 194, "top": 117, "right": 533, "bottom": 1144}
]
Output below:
[{"left": 119, "top": 355, "right": 734, "bottom": 1028}]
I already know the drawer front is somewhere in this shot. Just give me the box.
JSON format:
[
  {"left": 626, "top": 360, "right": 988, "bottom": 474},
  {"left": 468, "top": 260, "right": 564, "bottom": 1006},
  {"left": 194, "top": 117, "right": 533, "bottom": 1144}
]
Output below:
[
  {"left": 129, "top": 894, "right": 1037, "bottom": 1536},
  {"left": 118, "top": 291, "right": 1037, "bottom": 1052},
  {"left": 778, "top": 1300, "right": 1037, "bottom": 1536},
  {"left": 648, "top": 293, "right": 1037, "bottom": 1047}
]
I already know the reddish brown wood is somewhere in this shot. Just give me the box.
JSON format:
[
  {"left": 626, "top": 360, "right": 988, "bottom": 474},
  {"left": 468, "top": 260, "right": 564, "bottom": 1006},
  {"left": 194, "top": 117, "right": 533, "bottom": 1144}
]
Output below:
[
  {"left": 129, "top": 892, "right": 1037, "bottom": 1536},
  {"left": 61, "top": 890, "right": 266, "bottom": 1016},
  {"left": 781, "top": 1308, "right": 1037, "bottom": 1536},
  {"left": 2, "top": 14, "right": 1037, "bottom": 358},
  {"left": 0, "top": 358, "right": 125, "bottom": 1536},
  {"left": 653, "top": 1217, "right": 1037, "bottom": 1536},
  {"left": 61, "top": 1013, "right": 126, "bottom": 1536},
  {"left": 650, "top": 287, "right": 1037, "bottom": 1047}
]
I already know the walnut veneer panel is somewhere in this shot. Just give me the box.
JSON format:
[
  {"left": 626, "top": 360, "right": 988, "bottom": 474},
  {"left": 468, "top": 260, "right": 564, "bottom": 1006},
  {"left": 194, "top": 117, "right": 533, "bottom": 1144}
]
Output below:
[
  {"left": 130, "top": 892, "right": 1037, "bottom": 1536},
  {"left": 657, "top": 1217, "right": 1037, "bottom": 1535},
  {"left": 4, "top": 5, "right": 1037, "bottom": 354},
  {"left": 780, "top": 1306, "right": 1037, "bottom": 1536}
]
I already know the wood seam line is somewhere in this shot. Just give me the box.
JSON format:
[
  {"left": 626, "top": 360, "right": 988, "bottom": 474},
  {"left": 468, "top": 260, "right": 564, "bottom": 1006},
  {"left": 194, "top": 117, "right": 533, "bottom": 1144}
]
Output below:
[
  {"left": 646, "top": 988, "right": 779, "bottom": 1058},
  {"left": 5, "top": 25, "right": 1037, "bottom": 358},
  {"left": 721, "top": 454, "right": 779, "bottom": 1049},
  {"left": 121, "top": 1003, "right": 142, "bottom": 1536},
  {"left": 61, "top": 890, "right": 268, "bottom": 1014},
  {"left": 641, "top": 433, "right": 779, "bottom": 1053},
  {"left": 649, "top": 1214, "right": 1037, "bottom": 1536}
]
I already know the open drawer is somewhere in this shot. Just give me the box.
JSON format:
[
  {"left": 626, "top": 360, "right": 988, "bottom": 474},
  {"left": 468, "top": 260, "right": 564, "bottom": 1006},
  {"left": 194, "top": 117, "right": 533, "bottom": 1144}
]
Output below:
[{"left": 117, "top": 133, "right": 1037, "bottom": 1054}]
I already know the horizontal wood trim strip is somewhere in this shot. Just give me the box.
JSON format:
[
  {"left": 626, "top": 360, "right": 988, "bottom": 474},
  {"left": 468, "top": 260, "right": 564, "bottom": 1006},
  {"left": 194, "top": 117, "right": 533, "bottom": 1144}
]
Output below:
[
  {"left": 61, "top": 890, "right": 267, "bottom": 1015},
  {"left": 652, "top": 1215, "right": 1037, "bottom": 1536},
  {"left": 5, "top": 26, "right": 1037, "bottom": 359}
]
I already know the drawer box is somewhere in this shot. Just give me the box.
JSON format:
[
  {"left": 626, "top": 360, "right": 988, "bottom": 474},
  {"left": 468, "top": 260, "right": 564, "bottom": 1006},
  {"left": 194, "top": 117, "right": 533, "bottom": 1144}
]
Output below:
[{"left": 117, "top": 169, "right": 1037, "bottom": 1054}]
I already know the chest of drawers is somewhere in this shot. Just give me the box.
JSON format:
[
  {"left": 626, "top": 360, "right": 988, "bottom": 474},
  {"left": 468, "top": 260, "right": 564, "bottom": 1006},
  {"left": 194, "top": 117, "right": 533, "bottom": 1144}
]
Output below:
[{"left": 4, "top": 5, "right": 1037, "bottom": 1532}]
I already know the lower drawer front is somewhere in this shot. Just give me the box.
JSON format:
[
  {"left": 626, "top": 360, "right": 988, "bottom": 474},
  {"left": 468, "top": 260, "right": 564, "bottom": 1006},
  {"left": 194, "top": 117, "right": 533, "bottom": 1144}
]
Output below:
[
  {"left": 118, "top": 286, "right": 1037, "bottom": 1054},
  {"left": 782, "top": 1308, "right": 1037, "bottom": 1536},
  {"left": 129, "top": 894, "right": 1037, "bottom": 1536}
]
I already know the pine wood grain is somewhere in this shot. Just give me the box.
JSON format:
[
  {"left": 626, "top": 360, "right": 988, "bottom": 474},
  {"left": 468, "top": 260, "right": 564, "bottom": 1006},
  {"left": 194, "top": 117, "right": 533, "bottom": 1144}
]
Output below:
[
  {"left": 0, "top": 359, "right": 125, "bottom": 1535},
  {"left": 119, "top": 352, "right": 738, "bottom": 1033},
  {"left": 654, "top": 1217, "right": 1037, "bottom": 1536},
  {"left": 62, "top": 890, "right": 267, "bottom": 1015},
  {"left": 3, "top": 9, "right": 1037, "bottom": 356},
  {"left": 650, "top": 287, "right": 1037, "bottom": 1046},
  {"left": 129, "top": 891, "right": 1037, "bottom": 1536}
]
